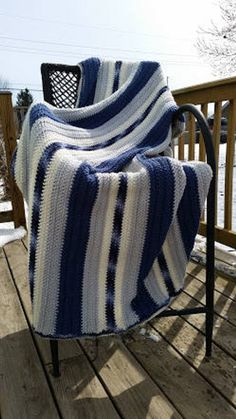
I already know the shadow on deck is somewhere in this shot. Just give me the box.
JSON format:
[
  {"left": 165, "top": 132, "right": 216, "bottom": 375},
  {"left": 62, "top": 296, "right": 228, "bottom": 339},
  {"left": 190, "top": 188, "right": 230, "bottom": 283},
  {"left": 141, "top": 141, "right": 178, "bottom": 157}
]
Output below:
[{"left": 1, "top": 238, "right": 236, "bottom": 418}]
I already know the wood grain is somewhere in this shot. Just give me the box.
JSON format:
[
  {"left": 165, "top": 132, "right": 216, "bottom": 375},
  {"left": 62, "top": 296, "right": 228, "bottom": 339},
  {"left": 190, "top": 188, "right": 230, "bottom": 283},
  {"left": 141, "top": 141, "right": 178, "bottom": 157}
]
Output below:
[
  {"left": 212, "top": 101, "right": 222, "bottom": 224},
  {"left": 0, "top": 249, "right": 59, "bottom": 419},
  {"left": 3, "top": 240, "right": 87, "bottom": 362},
  {"left": 3, "top": 240, "right": 121, "bottom": 418},
  {"left": 173, "top": 76, "right": 236, "bottom": 104},
  {"left": 224, "top": 99, "right": 236, "bottom": 230},
  {"left": 186, "top": 261, "right": 236, "bottom": 301},
  {"left": 173, "top": 77, "right": 236, "bottom": 248},
  {"left": 199, "top": 103, "right": 208, "bottom": 163},
  {"left": 80, "top": 336, "right": 182, "bottom": 419},
  {"left": 124, "top": 322, "right": 236, "bottom": 417},
  {"left": 0, "top": 93, "right": 26, "bottom": 228},
  {"left": 150, "top": 314, "right": 236, "bottom": 410},
  {"left": 183, "top": 274, "right": 236, "bottom": 326},
  {"left": 47, "top": 354, "right": 120, "bottom": 419},
  {"left": 187, "top": 113, "right": 195, "bottom": 160},
  {"left": 170, "top": 291, "right": 236, "bottom": 359}
]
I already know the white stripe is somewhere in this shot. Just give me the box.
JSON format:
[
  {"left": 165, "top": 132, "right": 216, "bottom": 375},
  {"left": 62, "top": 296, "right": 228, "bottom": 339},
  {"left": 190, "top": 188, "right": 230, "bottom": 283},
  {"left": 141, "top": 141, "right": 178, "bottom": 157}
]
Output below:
[
  {"left": 118, "top": 160, "right": 150, "bottom": 328},
  {"left": 162, "top": 222, "right": 188, "bottom": 290},
  {"left": 81, "top": 174, "right": 111, "bottom": 334},
  {"left": 118, "top": 61, "right": 139, "bottom": 88},
  {"left": 97, "top": 173, "right": 120, "bottom": 333},
  {"left": 145, "top": 259, "right": 169, "bottom": 302},
  {"left": 33, "top": 151, "right": 80, "bottom": 334}
]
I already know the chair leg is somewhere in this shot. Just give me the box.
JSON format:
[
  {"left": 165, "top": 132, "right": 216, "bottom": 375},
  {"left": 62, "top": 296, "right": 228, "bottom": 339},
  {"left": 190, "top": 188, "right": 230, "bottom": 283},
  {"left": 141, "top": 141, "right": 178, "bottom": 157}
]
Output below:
[
  {"left": 50, "top": 339, "right": 60, "bottom": 377},
  {"left": 205, "top": 305, "right": 214, "bottom": 356}
]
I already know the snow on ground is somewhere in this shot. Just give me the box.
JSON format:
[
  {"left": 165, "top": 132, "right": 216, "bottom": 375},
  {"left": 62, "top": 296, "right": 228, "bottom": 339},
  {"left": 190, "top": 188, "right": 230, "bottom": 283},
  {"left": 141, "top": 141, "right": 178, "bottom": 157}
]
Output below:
[
  {"left": 0, "top": 225, "right": 26, "bottom": 247},
  {"left": 0, "top": 200, "right": 26, "bottom": 246}
]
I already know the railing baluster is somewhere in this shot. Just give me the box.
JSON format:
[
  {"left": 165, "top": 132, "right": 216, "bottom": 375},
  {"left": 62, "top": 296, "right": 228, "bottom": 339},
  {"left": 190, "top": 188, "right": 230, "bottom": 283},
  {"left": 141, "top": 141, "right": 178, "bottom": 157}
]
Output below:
[
  {"left": 212, "top": 101, "right": 222, "bottom": 226},
  {"left": 178, "top": 134, "right": 185, "bottom": 160},
  {"left": 188, "top": 113, "right": 195, "bottom": 160},
  {"left": 224, "top": 99, "right": 236, "bottom": 230},
  {"left": 199, "top": 104, "right": 208, "bottom": 162},
  {"left": 173, "top": 77, "right": 236, "bottom": 248},
  {"left": 0, "top": 93, "right": 26, "bottom": 228}
]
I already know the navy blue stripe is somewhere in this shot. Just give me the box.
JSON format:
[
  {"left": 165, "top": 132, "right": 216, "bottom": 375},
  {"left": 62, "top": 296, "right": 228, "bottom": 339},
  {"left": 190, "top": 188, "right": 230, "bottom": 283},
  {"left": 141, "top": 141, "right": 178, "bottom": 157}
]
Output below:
[
  {"left": 31, "top": 62, "right": 158, "bottom": 130},
  {"left": 70, "top": 61, "right": 160, "bottom": 129},
  {"left": 78, "top": 58, "right": 101, "bottom": 107},
  {"left": 30, "top": 86, "right": 170, "bottom": 160},
  {"left": 96, "top": 105, "right": 174, "bottom": 173},
  {"left": 30, "top": 104, "right": 64, "bottom": 128},
  {"left": 29, "top": 142, "right": 82, "bottom": 298},
  {"left": 112, "top": 61, "right": 122, "bottom": 92},
  {"left": 85, "top": 85, "right": 169, "bottom": 153},
  {"left": 55, "top": 163, "right": 98, "bottom": 336},
  {"left": 135, "top": 156, "right": 175, "bottom": 276},
  {"left": 177, "top": 165, "right": 201, "bottom": 258},
  {"left": 29, "top": 143, "right": 64, "bottom": 298},
  {"left": 28, "top": 98, "right": 175, "bottom": 298},
  {"left": 32, "top": 63, "right": 160, "bottom": 130},
  {"left": 131, "top": 156, "right": 175, "bottom": 316},
  {"left": 157, "top": 252, "right": 176, "bottom": 296},
  {"left": 106, "top": 174, "right": 128, "bottom": 331}
]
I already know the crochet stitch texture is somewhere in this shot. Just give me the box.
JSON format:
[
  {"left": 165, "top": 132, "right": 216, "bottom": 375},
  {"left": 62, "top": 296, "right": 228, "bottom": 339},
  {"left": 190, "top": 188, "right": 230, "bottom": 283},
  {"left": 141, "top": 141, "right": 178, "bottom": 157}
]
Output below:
[{"left": 13, "top": 58, "right": 212, "bottom": 338}]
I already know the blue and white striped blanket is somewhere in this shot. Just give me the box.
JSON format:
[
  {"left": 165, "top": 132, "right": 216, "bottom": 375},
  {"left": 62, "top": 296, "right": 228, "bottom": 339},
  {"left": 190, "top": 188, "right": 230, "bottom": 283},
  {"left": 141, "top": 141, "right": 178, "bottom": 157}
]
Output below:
[{"left": 13, "top": 58, "right": 212, "bottom": 338}]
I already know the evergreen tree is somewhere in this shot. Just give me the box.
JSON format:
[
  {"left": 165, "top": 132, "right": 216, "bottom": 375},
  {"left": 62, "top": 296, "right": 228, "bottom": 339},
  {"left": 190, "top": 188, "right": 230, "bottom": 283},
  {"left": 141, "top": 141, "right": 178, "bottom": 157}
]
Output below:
[{"left": 16, "top": 88, "right": 33, "bottom": 107}]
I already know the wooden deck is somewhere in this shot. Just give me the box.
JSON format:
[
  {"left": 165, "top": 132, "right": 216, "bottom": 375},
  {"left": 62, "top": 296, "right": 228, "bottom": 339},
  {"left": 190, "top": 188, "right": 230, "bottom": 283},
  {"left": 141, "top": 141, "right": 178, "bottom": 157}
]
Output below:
[{"left": 1, "top": 238, "right": 236, "bottom": 419}]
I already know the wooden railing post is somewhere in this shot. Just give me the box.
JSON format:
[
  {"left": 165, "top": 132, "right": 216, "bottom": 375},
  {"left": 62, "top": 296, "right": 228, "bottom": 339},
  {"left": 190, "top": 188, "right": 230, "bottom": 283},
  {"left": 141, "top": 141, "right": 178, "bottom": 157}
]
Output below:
[
  {"left": 0, "top": 92, "right": 26, "bottom": 228},
  {"left": 173, "top": 76, "right": 236, "bottom": 248}
]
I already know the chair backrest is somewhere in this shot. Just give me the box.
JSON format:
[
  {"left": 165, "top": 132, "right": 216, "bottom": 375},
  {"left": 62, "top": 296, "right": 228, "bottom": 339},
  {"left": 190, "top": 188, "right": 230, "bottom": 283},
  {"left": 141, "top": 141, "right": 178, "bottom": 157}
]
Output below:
[{"left": 41, "top": 63, "right": 81, "bottom": 108}]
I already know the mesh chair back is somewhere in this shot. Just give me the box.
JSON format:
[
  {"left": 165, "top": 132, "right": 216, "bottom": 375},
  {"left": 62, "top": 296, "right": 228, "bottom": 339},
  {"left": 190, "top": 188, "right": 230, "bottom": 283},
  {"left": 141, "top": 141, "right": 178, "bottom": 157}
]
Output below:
[{"left": 41, "top": 63, "right": 81, "bottom": 108}]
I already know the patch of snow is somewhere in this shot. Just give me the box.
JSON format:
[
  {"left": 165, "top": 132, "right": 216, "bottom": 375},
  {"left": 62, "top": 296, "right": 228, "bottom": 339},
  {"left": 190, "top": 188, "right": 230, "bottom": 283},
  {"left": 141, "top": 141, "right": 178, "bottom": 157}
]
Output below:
[{"left": 0, "top": 226, "right": 26, "bottom": 247}]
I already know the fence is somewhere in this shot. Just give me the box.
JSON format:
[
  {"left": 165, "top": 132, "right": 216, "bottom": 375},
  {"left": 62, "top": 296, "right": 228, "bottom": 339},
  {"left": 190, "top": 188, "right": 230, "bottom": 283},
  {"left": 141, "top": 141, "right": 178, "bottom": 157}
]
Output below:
[
  {"left": 173, "top": 76, "right": 236, "bottom": 248},
  {"left": 0, "top": 79, "right": 236, "bottom": 248},
  {"left": 0, "top": 92, "right": 26, "bottom": 227}
]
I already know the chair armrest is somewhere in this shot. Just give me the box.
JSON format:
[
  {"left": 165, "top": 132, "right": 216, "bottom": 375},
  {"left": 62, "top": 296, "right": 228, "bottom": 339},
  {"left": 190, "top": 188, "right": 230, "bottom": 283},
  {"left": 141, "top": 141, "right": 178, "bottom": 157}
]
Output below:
[{"left": 174, "top": 103, "right": 216, "bottom": 286}]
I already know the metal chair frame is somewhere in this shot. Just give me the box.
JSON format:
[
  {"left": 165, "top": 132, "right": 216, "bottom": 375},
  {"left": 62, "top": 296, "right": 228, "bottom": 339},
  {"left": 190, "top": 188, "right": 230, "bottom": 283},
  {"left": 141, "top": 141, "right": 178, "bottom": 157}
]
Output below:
[
  {"left": 41, "top": 64, "right": 216, "bottom": 377},
  {"left": 41, "top": 63, "right": 81, "bottom": 108}
]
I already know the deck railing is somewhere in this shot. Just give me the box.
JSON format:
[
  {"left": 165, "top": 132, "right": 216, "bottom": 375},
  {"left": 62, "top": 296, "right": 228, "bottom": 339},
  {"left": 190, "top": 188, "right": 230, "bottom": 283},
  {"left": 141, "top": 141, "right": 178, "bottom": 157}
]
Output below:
[
  {"left": 173, "top": 77, "right": 236, "bottom": 248},
  {"left": 0, "top": 80, "right": 236, "bottom": 248},
  {"left": 0, "top": 92, "right": 26, "bottom": 227},
  {"left": 14, "top": 106, "right": 28, "bottom": 137}
]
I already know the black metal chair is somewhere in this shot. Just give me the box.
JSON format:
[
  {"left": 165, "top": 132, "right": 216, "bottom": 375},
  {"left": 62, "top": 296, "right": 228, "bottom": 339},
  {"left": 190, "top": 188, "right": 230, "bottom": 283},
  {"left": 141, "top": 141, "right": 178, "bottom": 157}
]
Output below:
[
  {"left": 41, "top": 63, "right": 216, "bottom": 377},
  {"left": 41, "top": 63, "right": 81, "bottom": 108}
]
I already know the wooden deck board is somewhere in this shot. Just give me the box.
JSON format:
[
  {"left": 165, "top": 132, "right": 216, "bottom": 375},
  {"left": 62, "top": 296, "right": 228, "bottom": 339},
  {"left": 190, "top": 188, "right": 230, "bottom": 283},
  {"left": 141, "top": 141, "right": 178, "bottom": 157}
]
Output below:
[
  {"left": 1, "top": 238, "right": 236, "bottom": 419},
  {"left": 184, "top": 274, "right": 236, "bottom": 326},
  {"left": 172, "top": 291, "right": 236, "bottom": 358},
  {"left": 3, "top": 240, "right": 81, "bottom": 363},
  {"left": 187, "top": 261, "right": 236, "bottom": 301},
  {"left": 3, "top": 241, "right": 121, "bottom": 419},
  {"left": 46, "top": 354, "right": 121, "bottom": 419},
  {"left": 0, "top": 249, "right": 59, "bottom": 419},
  {"left": 151, "top": 314, "right": 236, "bottom": 408},
  {"left": 80, "top": 337, "right": 182, "bottom": 418},
  {"left": 124, "top": 326, "right": 236, "bottom": 418}
]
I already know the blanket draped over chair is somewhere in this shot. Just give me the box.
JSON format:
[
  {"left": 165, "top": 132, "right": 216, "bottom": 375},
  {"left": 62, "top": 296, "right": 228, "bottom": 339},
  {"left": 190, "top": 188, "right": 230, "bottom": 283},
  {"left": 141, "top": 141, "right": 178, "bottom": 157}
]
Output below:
[{"left": 13, "top": 58, "right": 212, "bottom": 338}]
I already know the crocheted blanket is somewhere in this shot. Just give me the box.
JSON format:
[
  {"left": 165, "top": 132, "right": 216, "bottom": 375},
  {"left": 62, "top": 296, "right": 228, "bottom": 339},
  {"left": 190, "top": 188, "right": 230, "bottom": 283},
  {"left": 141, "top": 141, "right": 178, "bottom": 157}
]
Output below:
[{"left": 13, "top": 58, "right": 212, "bottom": 338}]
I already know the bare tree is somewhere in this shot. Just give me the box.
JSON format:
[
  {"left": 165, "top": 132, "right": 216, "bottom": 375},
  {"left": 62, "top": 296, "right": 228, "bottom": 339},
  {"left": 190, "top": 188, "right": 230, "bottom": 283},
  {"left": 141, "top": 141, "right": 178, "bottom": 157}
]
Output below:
[
  {"left": 0, "top": 76, "right": 9, "bottom": 90},
  {"left": 196, "top": 0, "right": 236, "bottom": 76}
]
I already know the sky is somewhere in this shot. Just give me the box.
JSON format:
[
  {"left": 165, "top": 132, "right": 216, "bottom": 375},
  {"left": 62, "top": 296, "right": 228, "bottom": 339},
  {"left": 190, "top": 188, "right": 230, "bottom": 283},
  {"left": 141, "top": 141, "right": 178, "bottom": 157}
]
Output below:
[{"left": 0, "top": 0, "right": 223, "bottom": 103}]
